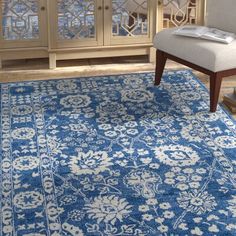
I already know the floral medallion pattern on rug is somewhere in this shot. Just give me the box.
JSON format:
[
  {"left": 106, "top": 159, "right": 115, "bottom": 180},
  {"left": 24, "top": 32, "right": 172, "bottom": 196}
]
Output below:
[{"left": 1, "top": 71, "right": 236, "bottom": 236}]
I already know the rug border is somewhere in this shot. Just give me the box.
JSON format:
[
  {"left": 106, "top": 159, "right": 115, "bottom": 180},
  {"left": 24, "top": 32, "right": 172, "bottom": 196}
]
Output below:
[
  {"left": 185, "top": 70, "right": 236, "bottom": 126},
  {"left": 0, "top": 69, "right": 235, "bottom": 124}
]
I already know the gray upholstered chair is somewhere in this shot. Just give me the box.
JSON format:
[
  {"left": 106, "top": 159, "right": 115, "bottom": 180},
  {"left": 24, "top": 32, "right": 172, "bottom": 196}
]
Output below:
[{"left": 153, "top": 0, "right": 236, "bottom": 112}]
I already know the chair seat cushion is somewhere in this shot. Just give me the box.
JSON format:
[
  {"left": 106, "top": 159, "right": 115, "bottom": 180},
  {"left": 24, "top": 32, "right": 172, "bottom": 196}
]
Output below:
[{"left": 153, "top": 28, "right": 236, "bottom": 72}]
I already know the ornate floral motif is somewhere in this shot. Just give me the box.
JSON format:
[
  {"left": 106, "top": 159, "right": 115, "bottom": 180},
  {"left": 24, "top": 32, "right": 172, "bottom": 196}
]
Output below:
[
  {"left": 215, "top": 135, "right": 236, "bottom": 149},
  {"left": 154, "top": 145, "right": 200, "bottom": 166},
  {"left": 121, "top": 89, "right": 153, "bottom": 102},
  {"left": 69, "top": 151, "right": 113, "bottom": 175},
  {"left": 11, "top": 127, "right": 35, "bottom": 140},
  {"left": 56, "top": 80, "right": 77, "bottom": 91},
  {"left": 177, "top": 190, "right": 217, "bottom": 215},
  {"left": 13, "top": 156, "right": 39, "bottom": 171},
  {"left": 196, "top": 111, "right": 219, "bottom": 122},
  {"left": 97, "top": 101, "right": 127, "bottom": 118},
  {"left": 181, "top": 124, "right": 203, "bottom": 142},
  {"left": 60, "top": 94, "right": 91, "bottom": 108},
  {"left": 13, "top": 191, "right": 44, "bottom": 210},
  {"left": 124, "top": 169, "right": 162, "bottom": 199},
  {"left": 84, "top": 195, "right": 132, "bottom": 225},
  {"left": 180, "top": 91, "right": 201, "bottom": 101},
  {"left": 11, "top": 105, "right": 33, "bottom": 116}
]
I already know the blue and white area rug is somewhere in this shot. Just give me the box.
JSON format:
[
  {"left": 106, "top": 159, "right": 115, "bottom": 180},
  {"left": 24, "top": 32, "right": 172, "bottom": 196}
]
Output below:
[{"left": 1, "top": 70, "right": 236, "bottom": 236}]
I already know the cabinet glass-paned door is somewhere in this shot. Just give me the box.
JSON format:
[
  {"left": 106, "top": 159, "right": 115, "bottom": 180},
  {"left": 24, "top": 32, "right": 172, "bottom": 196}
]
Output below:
[
  {"left": 58, "top": 0, "right": 95, "bottom": 40},
  {"left": 0, "top": 0, "right": 47, "bottom": 48},
  {"left": 162, "top": 0, "right": 198, "bottom": 28},
  {"left": 104, "top": 0, "right": 152, "bottom": 45},
  {"left": 50, "top": 0, "right": 103, "bottom": 48}
]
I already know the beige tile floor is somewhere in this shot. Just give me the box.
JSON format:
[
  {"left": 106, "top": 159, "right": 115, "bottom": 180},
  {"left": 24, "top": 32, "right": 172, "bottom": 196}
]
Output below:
[{"left": 0, "top": 56, "right": 236, "bottom": 118}]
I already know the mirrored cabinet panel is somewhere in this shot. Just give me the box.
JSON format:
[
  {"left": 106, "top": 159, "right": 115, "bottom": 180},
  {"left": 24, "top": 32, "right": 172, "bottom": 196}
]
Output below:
[
  {"left": 112, "top": 0, "right": 149, "bottom": 37},
  {"left": 0, "top": 0, "right": 47, "bottom": 48},
  {"left": 57, "top": 0, "right": 96, "bottom": 40},
  {"left": 2, "top": 0, "right": 40, "bottom": 40},
  {"left": 162, "top": 0, "right": 198, "bottom": 28},
  {"left": 103, "top": 0, "right": 152, "bottom": 45}
]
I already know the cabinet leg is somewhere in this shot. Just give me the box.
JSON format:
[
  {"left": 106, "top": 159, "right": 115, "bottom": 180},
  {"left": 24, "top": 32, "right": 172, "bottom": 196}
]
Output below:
[
  {"left": 0, "top": 55, "right": 2, "bottom": 69},
  {"left": 49, "top": 53, "right": 57, "bottom": 69},
  {"left": 149, "top": 47, "right": 156, "bottom": 63}
]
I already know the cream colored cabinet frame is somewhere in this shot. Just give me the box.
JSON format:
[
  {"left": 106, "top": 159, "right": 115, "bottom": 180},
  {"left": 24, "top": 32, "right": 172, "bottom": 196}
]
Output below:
[
  {"left": 48, "top": 0, "right": 103, "bottom": 49},
  {"left": 47, "top": 0, "right": 158, "bottom": 69},
  {"left": 0, "top": 0, "right": 48, "bottom": 49},
  {"left": 103, "top": 0, "right": 155, "bottom": 46}
]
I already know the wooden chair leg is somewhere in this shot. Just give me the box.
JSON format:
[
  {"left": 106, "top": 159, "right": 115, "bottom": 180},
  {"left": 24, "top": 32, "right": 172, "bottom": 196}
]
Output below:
[
  {"left": 155, "top": 50, "right": 167, "bottom": 86},
  {"left": 210, "top": 73, "right": 223, "bottom": 112},
  {"left": 0, "top": 55, "right": 2, "bottom": 69}
]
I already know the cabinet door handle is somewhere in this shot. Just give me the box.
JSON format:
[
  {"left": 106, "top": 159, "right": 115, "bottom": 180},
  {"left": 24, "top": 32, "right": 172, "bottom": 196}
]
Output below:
[
  {"left": 41, "top": 6, "right": 46, "bottom": 11},
  {"left": 98, "top": 6, "right": 102, "bottom": 10},
  {"left": 105, "top": 6, "right": 109, "bottom": 10}
]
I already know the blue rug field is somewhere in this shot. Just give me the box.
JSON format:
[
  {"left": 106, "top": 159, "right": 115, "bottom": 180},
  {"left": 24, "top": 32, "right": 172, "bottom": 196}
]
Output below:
[{"left": 1, "top": 71, "right": 236, "bottom": 235}]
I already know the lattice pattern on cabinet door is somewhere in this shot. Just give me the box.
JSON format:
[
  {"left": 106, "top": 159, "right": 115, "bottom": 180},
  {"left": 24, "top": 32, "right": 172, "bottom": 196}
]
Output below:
[
  {"left": 57, "top": 0, "right": 96, "bottom": 40},
  {"left": 163, "top": 0, "right": 197, "bottom": 28},
  {"left": 2, "top": 0, "right": 39, "bottom": 40},
  {"left": 112, "top": 0, "right": 148, "bottom": 37}
]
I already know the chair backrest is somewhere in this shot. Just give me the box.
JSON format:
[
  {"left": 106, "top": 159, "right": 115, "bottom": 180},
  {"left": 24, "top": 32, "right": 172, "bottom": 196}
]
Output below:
[{"left": 205, "top": 0, "right": 236, "bottom": 34}]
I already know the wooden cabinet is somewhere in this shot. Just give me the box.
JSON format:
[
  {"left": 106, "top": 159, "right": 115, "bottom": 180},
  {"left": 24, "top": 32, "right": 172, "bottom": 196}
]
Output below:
[
  {"left": 0, "top": 0, "right": 48, "bottom": 68},
  {"left": 47, "top": 0, "right": 157, "bottom": 68},
  {"left": 0, "top": 0, "right": 205, "bottom": 69}
]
